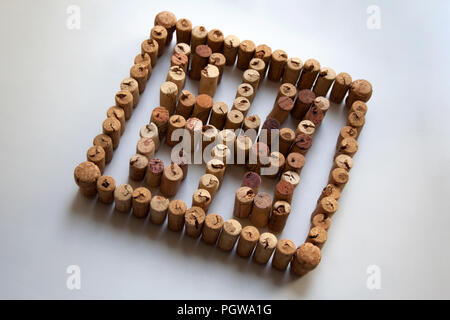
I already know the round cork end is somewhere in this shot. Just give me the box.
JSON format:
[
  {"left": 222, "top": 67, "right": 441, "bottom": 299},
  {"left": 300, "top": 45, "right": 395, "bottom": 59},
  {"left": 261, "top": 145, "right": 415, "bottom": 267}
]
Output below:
[
  {"left": 97, "top": 175, "right": 116, "bottom": 192},
  {"left": 120, "top": 77, "right": 139, "bottom": 92},
  {"left": 137, "top": 137, "right": 155, "bottom": 154},
  {"left": 303, "top": 59, "right": 320, "bottom": 72},
  {"left": 263, "top": 118, "right": 281, "bottom": 130},
  {"left": 277, "top": 96, "right": 294, "bottom": 111},
  {"left": 298, "top": 89, "right": 316, "bottom": 104},
  {"left": 227, "top": 110, "right": 244, "bottom": 124},
  {"left": 74, "top": 162, "right": 101, "bottom": 186},
  {"left": 179, "top": 90, "right": 195, "bottom": 105},
  {"left": 255, "top": 44, "right": 272, "bottom": 60},
  {"left": 208, "top": 29, "right": 224, "bottom": 41},
  {"left": 195, "top": 44, "right": 212, "bottom": 58},
  {"left": 334, "top": 154, "right": 353, "bottom": 171},
  {"left": 279, "top": 83, "right": 296, "bottom": 97},
  {"left": 148, "top": 158, "right": 164, "bottom": 174},
  {"left": 280, "top": 128, "right": 295, "bottom": 142},
  {"left": 192, "top": 26, "right": 208, "bottom": 38},
  {"left": 269, "top": 152, "right": 285, "bottom": 168},
  {"left": 201, "top": 64, "right": 219, "bottom": 78},
  {"left": 200, "top": 174, "right": 219, "bottom": 189},
  {"left": 241, "top": 226, "right": 260, "bottom": 242},
  {"left": 347, "top": 111, "right": 365, "bottom": 128},
  {"left": 135, "top": 52, "right": 151, "bottom": 65},
  {"left": 276, "top": 180, "right": 294, "bottom": 196},
  {"left": 259, "top": 232, "right": 277, "bottom": 249},
  {"left": 254, "top": 192, "right": 272, "bottom": 209},
  {"left": 164, "top": 163, "right": 183, "bottom": 181},
  {"left": 186, "top": 117, "right": 203, "bottom": 131},
  {"left": 87, "top": 146, "right": 105, "bottom": 162},
  {"left": 212, "top": 102, "right": 228, "bottom": 115},
  {"left": 171, "top": 52, "right": 188, "bottom": 66},
  {"left": 237, "top": 83, "right": 253, "bottom": 96},
  {"left": 152, "top": 107, "right": 169, "bottom": 122},
  {"left": 251, "top": 142, "right": 270, "bottom": 158},
  {"left": 272, "top": 49, "right": 288, "bottom": 62},
  {"left": 233, "top": 97, "right": 251, "bottom": 113},
  {"left": 207, "top": 159, "right": 225, "bottom": 171},
  {"left": 93, "top": 134, "right": 112, "bottom": 149},
  {"left": 168, "top": 66, "right": 185, "bottom": 80},
  {"left": 280, "top": 171, "right": 300, "bottom": 188},
  {"left": 305, "top": 106, "right": 325, "bottom": 126},
  {"left": 243, "top": 69, "right": 260, "bottom": 82},
  {"left": 212, "top": 144, "right": 230, "bottom": 159},
  {"left": 320, "top": 184, "right": 341, "bottom": 200},
  {"left": 307, "top": 227, "right": 328, "bottom": 245},
  {"left": 319, "top": 67, "right": 336, "bottom": 80},
  {"left": 114, "top": 184, "right": 133, "bottom": 201},
  {"left": 202, "top": 125, "right": 218, "bottom": 139},
  {"left": 351, "top": 101, "right": 368, "bottom": 115},
  {"left": 154, "top": 11, "right": 177, "bottom": 30},
  {"left": 205, "top": 213, "right": 224, "bottom": 230},
  {"left": 287, "top": 57, "right": 303, "bottom": 70},
  {"left": 338, "top": 137, "right": 358, "bottom": 154},
  {"left": 223, "top": 219, "right": 242, "bottom": 236},
  {"left": 151, "top": 25, "right": 168, "bottom": 39},
  {"left": 169, "top": 115, "right": 186, "bottom": 128},
  {"left": 130, "top": 63, "right": 148, "bottom": 78},
  {"left": 107, "top": 106, "right": 125, "bottom": 121},
  {"left": 102, "top": 118, "right": 121, "bottom": 133},
  {"left": 240, "top": 40, "right": 255, "bottom": 53},
  {"left": 319, "top": 197, "right": 338, "bottom": 215},
  {"left": 235, "top": 135, "right": 252, "bottom": 151},
  {"left": 312, "top": 214, "right": 331, "bottom": 231},
  {"left": 142, "top": 38, "right": 159, "bottom": 54},
  {"left": 132, "top": 187, "right": 151, "bottom": 204},
  {"left": 350, "top": 79, "right": 373, "bottom": 99},
  {"left": 277, "top": 239, "right": 296, "bottom": 255},
  {"left": 273, "top": 201, "right": 291, "bottom": 215},
  {"left": 130, "top": 154, "right": 148, "bottom": 170},
  {"left": 244, "top": 115, "right": 261, "bottom": 130},
  {"left": 185, "top": 206, "right": 206, "bottom": 225},
  {"left": 115, "top": 90, "right": 133, "bottom": 104},
  {"left": 169, "top": 199, "right": 187, "bottom": 216},
  {"left": 236, "top": 186, "right": 256, "bottom": 204},
  {"left": 340, "top": 126, "right": 358, "bottom": 140},
  {"left": 295, "top": 243, "right": 322, "bottom": 268},
  {"left": 151, "top": 196, "right": 170, "bottom": 211},
  {"left": 313, "top": 97, "right": 330, "bottom": 112},
  {"left": 196, "top": 94, "right": 213, "bottom": 109},
  {"left": 210, "top": 53, "right": 226, "bottom": 66},
  {"left": 242, "top": 172, "right": 261, "bottom": 189},
  {"left": 336, "top": 72, "right": 352, "bottom": 86},
  {"left": 224, "top": 35, "right": 240, "bottom": 48},
  {"left": 286, "top": 152, "right": 306, "bottom": 170},
  {"left": 161, "top": 81, "right": 178, "bottom": 95},
  {"left": 331, "top": 168, "right": 349, "bottom": 185},
  {"left": 176, "top": 18, "right": 192, "bottom": 31},
  {"left": 294, "top": 134, "right": 313, "bottom": 150},
  {"left": 174, "top": 43, "right": 191, "bottom": 56},
  {"left": 297, "top": 120, "right": 316, "bottom": 136},
  {"left": 193, "top": 189, "right": 211, "bottom": 205}
]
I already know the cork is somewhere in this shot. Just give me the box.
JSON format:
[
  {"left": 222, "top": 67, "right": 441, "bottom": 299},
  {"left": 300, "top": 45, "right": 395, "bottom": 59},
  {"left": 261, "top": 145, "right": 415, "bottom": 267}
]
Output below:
[
  {"left": 268, "top": 96, "right": 294, "bottom": 124},
  {"left": 167, "top": 199, "right": 187, "bottom": 232},
  {"left": 242, "top": 69, "right": 261, "bottom": 92},
  {"left": 243, "top": 114, "right": 261, "bottom": 135},
  {"left": 249, "top": 58, "right": 265, "bottom": 79},
  {"left": 272, "top": 239, "right": 296, "bottom": 271},
  {"left": 218, "top": 219, "right": 242, "bottom": 251},
  {"left": 224, "top": 110, "right": 244, "bottom": 130},
  {"left": 254, "top": 44, "right": 272, "bottom": 73},
  {"left": 246, "top": 142, "right": 270, "bottom": 174},
  {"left": 330, "top": 72, "right": 352, "bottom": 103},
  {"left": 223, "top": 35, "right": 240, "bottom": 66},
  {"left": 312, "top": 196, "right": 338, "bottom": 218},
  {"left": 273, "top": 180, "right": 294, "bottom": 204},
  {"left": 233, "top": 186, "right": 255, "bottom": 219},
  {"left": 151, "top": 107, "right": 170, "bottom": 138},
  {"left": 93, "top": 134, "right": 113, "bottom": 165},
  {"left": 202, "top": 213, "right": 224, "bottom": 245},
  {"left": 74, "top": 161, "right": 101, "bottom": 196},
  {"left": 102, "top": 117, "right": 121, "bottom": 150},
  {"left": 263, "top": 151, "right": 285, "bottom": 178},
  {"left": 185, "top": 206, "right": 206, "bottom": 238},
  {"left": 347, "top": 111, "right": 365, "bottom": 136},
  {"left": 277, "top": 83, "right": 297, "bottom": 101},
  {"left": 329, "top": 167, "right": 349, "bottom": 189},
  {"left": 207, "top": 29, "right": 224, "bottom": 53},
  {"left": 313, "top": 96, "right": 330, "bottom": 114},
  {"left": 140, "top": 123, "right": 160, "bottom": 151},
  {"left": 132, "top": 187, "right": 151, "bottom": 219},
  {"left": 115, "top": 90, "right": 133, "bottom": 120},
  {"left": 171, "top": 52, "right": 189, "bottom": 72},
  {"left": 160, "top": 163, "right": 183, "bottom": 198},
  {"left": 171, "top": 149, "right": 189, "bottom": 180},
  {"left": 107, "top": 106, "right": 125, "bottom": 135},
  {"left": 304, "top": 105, "right": 325, "bottom": 126},
  {"left": 345, "top": 79, "right": 373, "bottom": 107},
  {"left": 176, "top": 18, "right": 192, "bottom": 44},
  {"left": 199, "top": 64, "right": 219, "bottom": 96},
  {"left": 97, "top": 175, "right": 116, "bottom": 204},
  {"left": 237, "top": 40, "right": 255, "bottom": 70},
  {"left": 291, "top": 89, "right": 316, "bottom": 119},
  {"left": 333, "top": 154, "right": 354, "bottom": 171},
  {"left": 201, "top": 124, "right": 218, "bottom": 152},
  {"left": 130, "top": 63, "right": 148, "bottom": 94},
  {"left": 209, "top": 102, "right": 228, "bottom": 130},
  {"left": 269, "top": 200, "right": 291, "bottom": 233},
  {"left": 198, "top": 174, "right": 220, "bottom": 199},
  {"left": 318, "top": 184, "right": 341, "bottom": 202},
  {"left": 291, "top": 134, "right": 313, "bottom": 156},
  {"left": 141, "top": 38, "right": 158, "bottom": 67},
  {"left": 160, "top": 81, "right": 178, "bottom": 115},
  {"left": 184, "top": 117, "right": 203, "bottom": 152},
  {"left": 206, "top": 159, "right": 226, "bottom": 184},
  {"left": 174, "top": 43, "right": 191, "bottom": 60},
  {"left": 350, "top": 100, "right": 368, "bottom": 115},
  {"left": 279, "top": 128, "right": 295, "bottom": 156},
  {"left": 306, "top": 227, "right": 327, "bottom": 249},
  {"left": 166, "top": 66, "right": 186, "bottom": 93},
  {"left": 86, "top": 145, "right": 105, "bottom": 174},
  {"left": 145, "top": 158, "right": 164, "bottom": 188},
  {"left": 280, "top": 171, "right": 300, "bottom": 189},
  {"left": 114, "top": 184, "right": 133, "bottom": 213},
  {"left": 191, "top": 26, "right": 208, "bottom": 53},
  {"left": 136, "top": 137, "right": 155, "bottom": 160},
  {"left": 154, "top": 11, "right": 176, "bottom": 44},
  {"left": 189, "top": 44, "right": 212, "bottom": 80},
  {"left": 237, "top": 226, "right": 260, "bottom": 258},
  {"left": 217, "top": 128, "right": 236, "bottom": 147},
  {"left": 282, "top": 57, "right": 303, "bottom": 85},
  {"left": 129, "top": 153, "right": 149, "bottom": 181},
  {"left": 211, "top": 144, "right": 231, "bottom": 165},
  {"left": 311, "top": 213, "right": 331, "bottom": 231},
  {"left": 262, "top": 118, "right": 281, "bottom": 148},
  {"left": 250, "top": 192, "right": 272, "bottom": 228},
  {"left": 254, "top": 232, "right": 278, "bottom": 264},
  {"left": 120, "top": 77, "right": 140, "bottom": 108},
  {"left": 232, "top": 97, "right": 251, "bottom": 117},
  {"left": 134, "top": 52, "right": 152, "bottom": 81},
  {"left": 241, "top": 171, "right": 261, "bottom": 193},
  {"left": 296, "top": 120, "right": 316, "bottom": 137},
  {"left": 176, "top": 90, "right": 195, "bottom": 119},
  {"left": 336, "top": 137, "right": 358, "bottom": 157},
  {"left": 268, "top": 50, "right": 288, "bottom": 82},
  {"left": 192, "top": 188, "right": 212, "bottom": 212},
  {"left": 337, "top": 126, "right": 358, "bottom": 146},
  {"left": 209, "top": 53, "right": 226, "bottom": 83},
  {"left": 166, "top": 115, "right": 186, "bottom": 147},
  {"left": 192, "top": 94, "right": 213, "bottom": 123},
  {"left": 313, "top": 67, "right": 336, "bottom": 97},
  {"left": 149, "top": 195, "right": 170, "bottom": 225},
  {"left": 235, "top": 135, "right": 252, "bottom": 165},
  {"left": 235, "top": 83, "right": 255, "bottom": 103},
  {"left": 297, "top": 58, "right": 320, "bottom": 90},
  {"left": 150, "top": 25, "right": 167, "bottom": 56},
  {"left": 291, "top": 243, "right": 322, "bottom": 276}
]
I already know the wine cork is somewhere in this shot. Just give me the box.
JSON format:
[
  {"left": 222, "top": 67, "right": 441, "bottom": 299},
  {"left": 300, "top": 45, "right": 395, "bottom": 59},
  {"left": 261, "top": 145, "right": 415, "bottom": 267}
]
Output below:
[
  {"left": 211, "top": 144, "right": 231, "bottom": 164},
  {"left": 241, "top": 171, "right": 261, "bottom": 192},
  {"left": 97, "top": 175, "right": 116, "bottom": 204},
  {"left": 235, "top": 83, "right": 254, "bottom": 103},
  {"left": 318, "top": 184, "right": 341, "bottom": 202},
  {"left": 171, "top": 149, "right": 189, "bottom": 180},
  {"left": 120, "top": 77, "right": 140, "bottom": 108},
  {"left": 160, "top": 81, "right": 178, "bottom": 115},
  {"left": 268, "top": 49, "right": 288, "bottom": 82},
  {"left": 198, "top": 174, "right": 220, "bottom": 199},
  {"left": 209, "top": 102, "right": 228, "bottom": 130},
  {"left": 154, "top": 11, "right": 176, "bottom": 44},
  {"left": 330, "top": 72, "right": 352, "bottom": 103},
  {"left": 261, "top": 118, "right": 280, "bottom": 147},
  {"left": 132, "top": 187, "right": 151, "bottom": 219},
  {"left": 237, "top": 40, "right": 255, "bottom": 70},
  {"left": 185, "top": 206, "right": 206, "bottom": 238},
  {"left": 291, "top": 89, "right": 316, "bottom": 119},
  {"left": 223, "top": 35, "right": 240, "bottom": 66},
  {"left": 171, "top": 52, "right": 189, "bottom": 72},
  {"left": 350, "top": 100, "right": 368, "bottom": 115},
  {"left": 74, "top": 161, "right": 101, "bottom": 196},
  {"left": 232, "top": 97, "right": 251, "bottom": 117},
  {"left": 192, "top": 188, "right": 212, "bottom": 212},
  {"left": 218, "top": 129, "right": 238, "bottom": 148},
  {"left": 291, "top": 134, "right": 313, "bottom": 156},
  {"left": 291, "top": 243, "right": 322, "bottom": 276},
  {"left": 306, "top": 227, "right": 328, "bottom": 249},
  {"left": 254, "top": 44, "right": 272, "bottom": 73},
  {"left": 86, "top": 145, "right": 105, "bottom": 174},
  {"left": 273, "top": 180, "right": 294, "bottom": 204},
  {"left": 166, "top": 115, "right": 186, "bottom": 147},
  {"left": 313, "top": 67, "right": 336, "bottom": 97},
  {"left": 263, "top": 151, "right": 285, "bottom": 178},
  {"left": 272, "top": 239, "right": 296, "bottom": 271},
  {"left": 346, "top": 79, "right": 373, "bottom": 107},
  {"left": 297, "top": 58, "right": 320, "bottom": 90},
  {"left": 304, "top": 105, "right": 325, "bottom": 126},
  {"left": 114, "top": 184, "right": 133, "bottom": 213},
  {"left": 176, "top": 90, "right": 195, "bottom": 119},
  {"left": 269, "top": 201, "right": 291, "bottom": 233},
  {"left": 224, "top": 109, "right": 244, "bottom": 130},
  {"left": 136, "top": 137, "right": 155, "bottom": 160},
  {"left": 254, "top": 232, "right": 277, "bottom": 264},
  {"left": 201, "top": 124, "right": 218, "bottom": 152},
  {"left": 107, "top": 106, "right": 125, "bottom": 135},
  {"left": 184, "top": 117, "right": 203, "bottom": 152},
  {"left": 176, "top": 18, "right": 192, "bottom": 44},
  {"left": 246, "top": 142, "right": 270, "bottom": 174},
  {"left": 250, "top": 192, "right": 272, "bottom": 228},
  {"left": 160, "top": 163, "right": 183, "bottom": 198},
  {"left": 93, "top": 134, "right": 113, "bottom": 164},
  {"left": 311, "top": 214, "right": 331, "bottom": 232},
  {"left": 243, "top": 114, "right": 260, "bottom": 135},
  {"left": 333, "top": 154, "right": 354, "bottom": 171},
  {"left": 149, "top": 195, "right": 170, "bottom": 225},
  {"left": 173, "top": 43, "right": 191, "bottom": 60},
  {"left": 207, "top": 29, "right": 224, "bottom": 53},
  {"left": 313, "top": 196, "right": 338, "bottom": 218},
  {"left": 268, "top": 96, "right": 294, "bottom": 124},
  {"left": 150, "top": 25, "right": 167, "bottom": 56},
  {"left": 202, "top": 213, "right": 224, "bottom": 245},
  {"left": 102, "top": 117, "right": 121, "bottom": 150},
  {"left": 140, "top": 123, "right": 160, "bottom": 151},
  {"left": 249, "top": 58, "right": 266, "bottom": 79},
  {"left": 192, "top": 94, "right": 213, "bottom": 123},
  {"left": 277, "top": 83, "right": 297, "bottom": 101},
  {"left": 209, "top": 53, "right": 226, "bottom": 83},
  {"left": 280, "top": 171, "right": 300, "bottom": 188},
  {"left": 129, "top": 153, "right": 148, "bottom": 181},
  {"left": 167, "top": 199, "right": 187, "bottom": 232},
  {"left": 130, "top": 63, "right": 148, "bottom": 94},
  {"left": 141, "top": 38, "right": 158, "bottom": 67},
  {"left": 235, "top": 135, "right": 252, "bottom": 165},
  {"left": 189, "top": 44, "right": 212, "bottom": 80},
  {"left": 282, "top": 57, "right": 303, "bottom": 85},
  {"left": 166, "top": 66, "right": 186, "bottom": 93},
  {"left": 282, "top": 154, "right": 302, "bottom": 179},
  {"left": 206, "top": 159, "right": 226, "bottom": 184},
  {"left": 336, "top": 137, "right": 358, "bottom": 157},
  {"left": 199, "top": 64, "right": 219, "bottom": 96},
  {"left": 151, "top": 107, "right": 170, "bottom": 138},
  {"left": 347, "top": 111, "right": 365, "bottom": 136},
  {"left": 237, "top": 226, "right": 260, "bottom": 258},
  {"left": 146, "top": 158, "right": 164, "bottom": 188},
  {"left": 191, "top": 26, "right": 208, "bottom": 53},
  {"left": 242, "top": 69, "right": 260, "bottom": 91},
  {"left": 218, "top": 219, "right": 242, "bottom": 251},
  {"left": 134, "top": 52, "right": 152, "bottom": 80},
  {"left": 296, "top": 120, "right": 316, "bottom": 137},
  {"left": 233, "top": 186, "right": 255, "bottom": 219},
  {"left": 313, "top": 96, "right": 330, "bottom": 115},
  {"left": 115, "top": 90, "right": 133, "bottom": 120},
  {"left": 329, "top": 167, "right": 349, "bottom": 190},
  {"left": 279, "top": 127, "right": 295, "bottom": 155},
  {"left": 337, "top": 126, "right": 358, "bottom": 146}
]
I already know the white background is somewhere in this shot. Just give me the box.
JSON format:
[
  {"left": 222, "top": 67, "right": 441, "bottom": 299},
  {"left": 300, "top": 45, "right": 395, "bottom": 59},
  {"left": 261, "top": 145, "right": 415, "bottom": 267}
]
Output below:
[{"left": 0, "top": 0, "right": 449, "bottom": 299}]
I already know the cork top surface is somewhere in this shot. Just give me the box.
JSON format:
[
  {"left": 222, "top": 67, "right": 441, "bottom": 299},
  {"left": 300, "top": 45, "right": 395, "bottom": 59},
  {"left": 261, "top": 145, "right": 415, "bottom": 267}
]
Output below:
[
  {"left": 160, "top": 81, "right": 178, "bottom": 95},
  {"left": 276, "top": 180, "right": 294, "bottom": 195},
  {"left": 236, "top": 186, "right": 256, "bottom": 203},
  {"left": 176, "top": 18, "right": 192, "bottom": 30},
  {"left": 242, "top": 171, "right": 261, "bottom": 189},
  {"left": 244, "top": 115, "right": 261, "bottom": 129},
  {"left": 152, "top": 107, "right": 169, "bottom": 122},
  {"left": 169, "top": 114, "right": 186, "bottom": 128},
  {"left": 350, "top": 79, "right": 373, "bottom": 97},
  {"left": 312, "top": 214, "right": 331, "bottom": 231},
  {"left": 319, "top": 66, "right": 336, "bottom": 80},
  {"left": 185, "top": 206, "right": 206, "bottom": 225},
  {"left": 135, "top": 52, "right": 151, "bottom": 65},
  {"left": 237, "top": 83, "right": 253, "bottom": 96},
  {"left": 140, "top": 123, "right": 158, "bottom": 139},
  {"left": 351, "top": 101, "right": 368, "bottom": 115},
  {"left": 280, "top": 83, "right": 297, "bottom": 96},
  {"left": 243, "top": 69, "right": 260, "bottom": 81},
  {"left": 208, "top": 29, "right": 224, "bottom": 41},
  {"left": 281, "top": 171, "right": 300, "bottom": 186},
  {"left": 87, "top": 146, "right": 105, "bottom": 161},
  {"left": 196, "top": 94, "right": 213, "bottom": 108},
  {"left": 97, "top": 175, "right": 116, "bottom": 191},
  {"left": 168, "top": 199, "right": 187, "bottom": 215},
  {"left": 320, "top": 197, "right": 338, "bottom": 214},
  {"left": 269, "top": 152, "right": 285, "bottom": 168},
  {"left": 280, "top": 127, "right": 295, "bottom": 141},
  {"left": 240, "top": 40, "right": 255, "bottom": 52},
  {"left": 212, "top": 144, "right": 230, "bottom": 158},
  {"left": 148, "top": 158, "right": 164, "bottom": 174},
  {"left": 212, "top": 101, "right": 228, "bottom": 114},
  {"left": 286, "top": 152, "right": 306, "bottom": 169},
  {"left": 102, "top": 117, "right": 121, "bottom": 133},
  {"left": 201, "top": 64, "right": 219, "bottom": 78},
  {"left": 228, "top": 110, "right": 244, "bottom": 123},
  {"left": 223, "top": 219, "right": 242, "bottom": 236},
  {"left": 107, "top": 106, "right": 125, "bottom": 121},
  {"left": 168, "top": 66, "right": 185, "bottom": 80},
  {"left": 174, "top": 43, "right": 191, "bottom": 56},
  {"left": 132, "top": 187, "right": 151, "bottom": 204},
  {"left": 296, "top": 243, "right": 322, "bottom": 267},
  {"left": 200, "top": 174, "right": 219, "bottom": 189},
  {"left": 192, "top": 26, "right": 208, "bottom": 37},
  {"left": 130, "top": 63, "right": 148, "bottom": 78},
  {"left": 93, "top": 134, "right": 112, "bottom": 148},
  {"left": 137, "top": 137, "right": 155, "bottom": 154},
  {"left": 259, "top": 232, "right": 277, "bottom": 249},
  {"left": 179, "top": 90, "right": 195, "bottom": 105},
  {"left": 298, "top": 89, "right": 316, "bottom": 104},
  {"left": 74, "top": 161, "right": 101, "bottom": 184},
  {"left": 277, "top": 96, "right": 294, "bottom": 111},
  {"left": 207, "top": 159, "right": 225, "bottom": 171},
  {"left": 120, "top": 77, "right": 139, "bottom": 92},
  {"left": 336, "top": 72, "right": 352, "bottom": 86},
  {"left": 195, "top": 44, "right": 212, "bottom": 58},
  {"left": 331, "top": 168, "right": 349, "bottom": 184},
  {"left": 224, "top": 35, "right": 240, "bottom": 48},
  {"left": 141, "top": 38, "right": 158, "bottom": 53},
  {"left": 253, "top": 192, "right": 272, "bottom": 209},
  {"left": 171, "top": 52, "right": 188, "bottom": 66},
  {"left": 151, "top": 25, "right": 168, "bottom": 38},
  {"left": 277, "top": 239, "right": 296, "bottom": 255},
  {"left": 272, "top": 49, "right": 288, "bottom": 62},
  {"left": 249, "top": 58, "right": 265, "bottom": 70},
  {"left": 241, "top": 226, "right": 260, "bottom": 242},
  {"left": 305, "top": 106, "right": 325, "bottom": 125},
  {"left": 335, "top": 154, "right": 353, "bottom": 171},
  {"left": 321, "top": 184, "right": 341, "bottom": 200},
  {"left": 164, "top": 163, "right": 183, "bottom": 181},
  {"left": 339, "top": 137, "right": 358, "bottom": 154},
  {"left": 263, "top": 118, "right": 281, "bottom": 130},
  {"left": 347, "top": 111, "right": 365, "bottom": 127},
  {"left": 205, "top": 213, "right": 224, "bottom": 229},
  {"left": 236, "top": 135, "right": 252, "bottom": 150},
  {"left": 114, "top": 184, "right": 133, "bottom": 201},
  {"left": 313, "top": 97, "right": 330, "bottom": 112},
  {"left": 251, "top": 142, "right": 270, "bottom": 158},
  {"left": 151, "top": 195, "right": 170, "bottom": 211},
  {"left": 186, "top": 117, "right": 203, "bottom": 131},
  {"left": 209, "top": 53, "right": 226, "bottom": 65},
  {"left": 303, "top": 58, "right": 321, "bottom": 72},
  {"left": 287, "top": 57, "right": 303, "bottom": 70},
  {"left": 254, "top": 44, "right": 272, "bottom": 60},
  {"left": 295, "top": 134, "right": 313, "bottom": 150},
  {"left": 340, "top": 126, "right": 358, "bottom": 140},
  {"left": 297, "top": 120, "right": 316, "bottom": 136},
  {"left": 115, "top": 90, "right": 133, "bottom": 104},
  {"left": 233, "top": 97, "right": 251, "bottom": 112},
  {"left": 273, "top": 201, "right": 291, "bottom": 215},
  {"left": 193, "top": 189, "right": 211, "bottom": 204},
  {"left": 154, "top": 11, "right": 176, "bottom": 29},
  {"left": 172, "top": 149, "right": 188, "bottom": 167},
  {"left": 202, "top": 125, "right": 218, "bottom": 138},
  {"left": 308, "top": 227, "right": 328, "bottom": 243},
  {"left": 129, "top": 153, "right": 148, "bottom": 169}
]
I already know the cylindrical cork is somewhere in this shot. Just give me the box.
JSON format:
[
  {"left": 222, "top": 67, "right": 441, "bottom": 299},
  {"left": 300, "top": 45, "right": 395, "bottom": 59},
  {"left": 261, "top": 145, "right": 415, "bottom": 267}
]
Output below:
[
  {"left": 233, "top": 186, "right": 256, "bottom": 219},
  {"left": 347, "top": 111, "right": 365, "bottom": 136},
  {"left": 145, "top": 158, "right": 164, "bottom": 188},
  {"left": 202, "top": 213, "right": 224, "bottom": 245},
  {"left": 189, "top": 44, "right": 212, "bottom": 80},
  {"left": 306, "top": 227, "right": 328, "bottom": 248},
  {"left": 329, "top": 167, "right": 349, "bottom": 190},
  {"left": 277, "top": 83, "right": 297, "bottom": 101},
  {"left": 292, "top": 89, "right": 316, "bottom": 119},
  {"left": 312, "top": 196, "right": 338, "bottom": 218},
  {"left": 149, "top": 195, "right": 170, "bottom": 225},
  {"left": 74, "top": 161, "right": 101, "bottom": 196},
  {"left": 268, "top": 50, "right": 288, "bottom": 82},
  {"left": 345, "top": 79, "right": 373, "bottom": 107},
  {"left": 269, "top": 200, "right": 291, "bottom": 233},
  {"left": 171, "top": 52, "right": 189, "bottom": 72},
  {"left": 132, "top": 187, "right": 151, "bottom": 219},
  {"left": 249, "top": 58, "right": 266, "bottom": 80},
  {"left": 291, "top": 134, "right": 313, "bottom": 156},
  {"left": 242, "top": 69, "right": 261, "bottom": 91},
  {"left": 191, "top": 26, "right": 208, "bottom": 53},
  {"left": 185, "top": 206, "right": 206, "bottom": 238},
  {"left": 268, "top": 96, "right": 294, "bottom": 124},
  {"left": 333, "top": 154, "right": 354, "bottom": 172},
  {"left": 134, "top": 52, "right": 152, "bottom": 81},
  {"left": 239, "top": 172, "right": 261, "bottom": 195},
  {"left": 176, "top": 90, "right": 195, "bottom": 119},
  {"left": 235, "top": 83, "right": 255, "bottom": 103},
  {"left": 207, "top": 29, "right": 224, "bottom": 53},
  {"left": 272, "top": 239, "right": 296, "bottom": 271},
  {"left": 115, "top": 90, "right": 133, "bottom": 120},
  {"left": 274, "top": 180, "right": 294, "bottom": 204},
  {"left": 223, "top": 35, "right": 240, "bottom": 66},
  {"left": 218, "top": 219, "right": 242, "bottom": 251},
  {"left": 312, "top": 214, "right": 331, "bottom": 231},
  {"left": 174, "top": 43, "right": 191, "bottom": 60},
  {"left": 107, "top": 106, "right": 125, "bottom": 135},
  {"left": 201, "top": 124, "right": 218, "bottom": 153},
  {"left": 250, "top": 192, "right": 272, "bottom": 228},
  {"left": 280, "top": 171, "right": 300, "bottom": 189},
  {"left": 218, "top": 128, "right": 236, "bottom": 146},
  {"left": 296, "top": 120, "right": 316, "bottom": 137},
  {"left": 141, "top": 38, "right": 159, "bottom": 68},
  {"left": 166, "top": 66, "right": 186, "bottom": 93},
  {"left": 93, "top": 134, "right": 113, "bottom": 164},
  {"left": 282, "top": 57, "right": 303, "bottom": 85},
  {"left": 291, "top": 243, "right": 322, "bottom": 276},
  {"left": 151, "top": 107, "right": 170, "bottom": 138},
  {"left": 330, "top": 72, "right": 352, "bottom": 103},
  {"left": 192, "top": 189, "right": 212, "bottom": 212},
  {"left": 154, "top": 11, "right": 176, "bottom": 44},
  {"left": 246, "top": 142, "right": 270, "bottom": 174},
  {"left": 199, "top": 64, "right": 219, "bottom": 97},
  {"left": 313, "top": 66, "right": 336, "bottom": 97},
  {"left": 160, "top": 81, "right": 178, "bottom": 115},
  {"left": 304, "top": 105, "right": 325, "bottom": 127},
  {"left": 254, "top": 44, "right": 272, "bottom": 74},
  {"left": 264, "top": 151, "right": 285, "bottom": 178},
  {"left": 192, "top": 94, "right": 213, "bottom": 123},
  {"left": 236, "top": 40, "right": 255, "bottom": 70},
  {"left": 140, "top": 122, "right": 160, "bottom": 151},
  {"left": 209, "top": 53, "right": 226, "bottom": 83},
  {"left": 176, "top": 18, "right": 192, "bottom": 44},
  {"left": 237, "top": 226, "right": 260, "bottom": 258},
  {"left": 129, "top": 153, "right": 148, "bottom": 181},
  {"left": 114, "top": 184, "right": 133, "bottom": 213},
  {"left": 336, "top": 137, "right": 358, "bottom": 157},
  {"left": 160, "top": 163, "right": 183, "bottom": 198},
  {"left": 235, "top": 135, "right": 252, "bottom": 165},
  {"left": 350, "top": 100, "right": 368, "bottom": 115},
  {"left": 313, "top": 96, "right": 330, "bottom": 115},
  {"left": 130, "top": 63, "right": 148, "bottom": 94},
  {"left": 261, "top": 117, "right": 280, "bottom": 147},
  {"left": 172, "top": 148, "right": 189, "bottom": 181},
  {"left": 254, "top": 232, "right": 277, "bottom": 264},
  {"left": 167, "top": 199, "right": 187, "bottom": 232},
  {"left": 337, "top": 128, "right": 358, "bottom": 151},
  {"left": 318, "top": 184, "right": 341, "bottom": 202},
  {"left": 184, "top": 117, "right": 203, "bottom": 152},
  {"left": 86, "top": 145, "right": 105, "bottom": 174},
  {"left": 279, "top": 128, "right": 295, "bottom": 156},
  {"left": 166, "top": 115, "right": 186, "bottom": 147},
  {"left": 102, "top": 117, "right": 121, "bottom": 150},
  {"left": 206, "top": 159, "right": 226, "bottom": 184},
  {"left": 232, "top": 97, "right": 251, "bottom": 117},
  {"left": 198, "top": 174, "right": 220, "bottom": 199},
  {"left": 243, "top": 114, "right": 261, "bottom": 136},
  {"left": 297, "top": 58, "right": 320, "bottom": 90},
  {"left": 97, "top": 175, "right": 116, "bottom": 204},
  {"left": 136, "top": 137, "right": 155, "bottom": 160},
  {"left": 224, "top": 109, "right": 244, "bottom": 130},
  {"left": 150, "top": 25, "right": 167, "bottom": 56},
  {"left": 211, "top": 144, "right": 231, "bottom": 165},
  {"left": 120, "top": 77, "right": 140, "bottom": 108},
  {"left": 209, "top": 102, "right": 228, "bottom": 130}
]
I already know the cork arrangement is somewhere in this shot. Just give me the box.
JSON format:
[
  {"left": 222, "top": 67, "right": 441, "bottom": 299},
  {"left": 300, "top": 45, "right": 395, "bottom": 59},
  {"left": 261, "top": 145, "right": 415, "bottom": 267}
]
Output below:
[{"left": 74, "top": 11, "right": 372, "bottom": 278}]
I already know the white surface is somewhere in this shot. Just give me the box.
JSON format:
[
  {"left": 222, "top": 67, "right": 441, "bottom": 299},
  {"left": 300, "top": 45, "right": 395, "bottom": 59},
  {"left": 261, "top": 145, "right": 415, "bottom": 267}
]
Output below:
[{"left": 0, "top": 0, "right": 449, "bottom": 299}]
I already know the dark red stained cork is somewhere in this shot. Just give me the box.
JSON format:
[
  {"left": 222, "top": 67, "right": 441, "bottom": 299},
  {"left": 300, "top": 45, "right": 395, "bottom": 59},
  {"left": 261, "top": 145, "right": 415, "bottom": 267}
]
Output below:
[
  {"left": 148, "top": 158, "right": 164, "bottom": 174},
  {"left": 242, "top": 171, "right": 262, "bottom": 189},
  {"left": 304, "top": 105, "right": 325, "bottom": 126}
]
